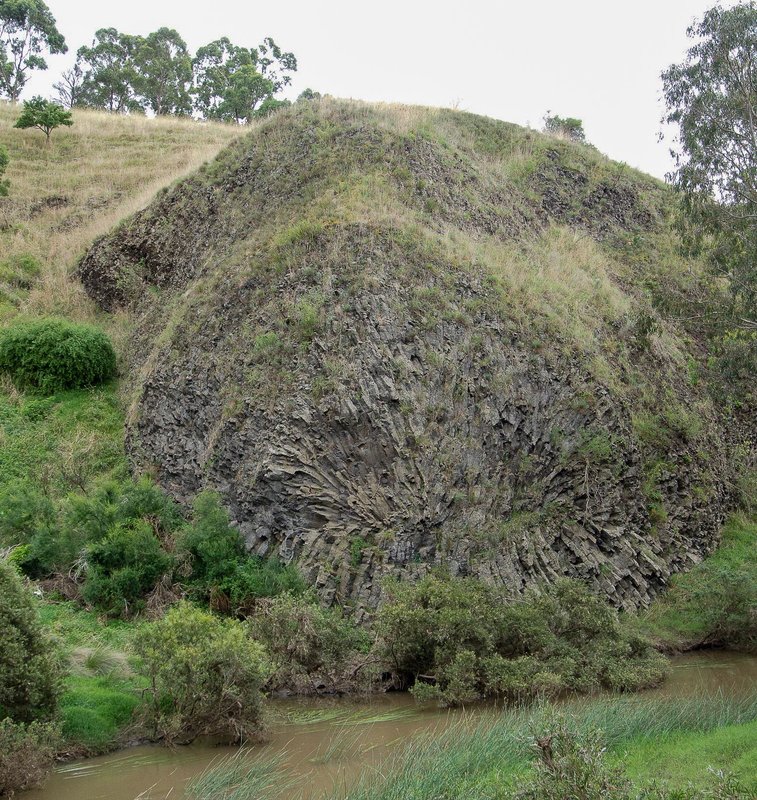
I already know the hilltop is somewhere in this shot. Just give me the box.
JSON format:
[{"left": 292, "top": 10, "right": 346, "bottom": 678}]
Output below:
[{"left": 69, "top": 99, "right": 740, "bottom": 614}]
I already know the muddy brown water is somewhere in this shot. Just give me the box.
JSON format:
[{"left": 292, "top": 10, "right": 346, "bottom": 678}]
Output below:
[{"left": 23, "top": 651, "right": 757, "bottom": 800}]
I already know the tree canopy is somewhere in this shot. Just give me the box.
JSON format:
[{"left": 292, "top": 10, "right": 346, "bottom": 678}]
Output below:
[
  {"left": 13, "top": 95, "right": 72, "bottom": 141},
  {"left": 0, "top": 0, "right": 66, "bottom": 101},
  {"left": 192, "top": 36, "right": 296, "bottom": 122},
  {"left": 662, "top": 2, "right": 757, "bottom": 329}
]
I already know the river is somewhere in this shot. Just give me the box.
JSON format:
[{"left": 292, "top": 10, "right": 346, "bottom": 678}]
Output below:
[{"left": 23, "top": 651, "right": 757, "bottom": 800}]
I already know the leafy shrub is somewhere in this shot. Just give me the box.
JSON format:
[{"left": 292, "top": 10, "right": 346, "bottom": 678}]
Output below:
[
  {"left": 135, "top": 602, "right": 269, "bottom": 743},
  {"left": 177, "top": 491, "right": 304, "bottom": 609},
  {"left": 0, "top": 479, "right": 55, "bottom": 548},
  {"left": 0, "top": 561, "right": 61, "bottom": 723},
  {"left": 543, "top": 113, "right": 586, "bottom": 142},
  {"left": 249, "top": 594, "right": 370, "bottom": 692},
  {"left": 176, "top": 491, "right": 245, "bottom": 588},
  {"left": 22, "top": 476, "right": 180, "bottom": 578},
  {"left": 222, "top": 557, "right": 305, "bottom": 612},
  {"left": 82, "top": 521, "right": 173, "bottom": 617},
  {"left": 378, "top": 575, "right": 667, "bottom": 705},
  {"left": 0, "top": 319, "right": 117, "bottom": 394},
  {"left": 0, "top": 718, "right": 61, "bottom": 796}
]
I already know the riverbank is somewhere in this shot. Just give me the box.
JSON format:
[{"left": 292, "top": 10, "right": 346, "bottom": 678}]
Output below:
[{"left": 20, "top": 655, "right": 757, "bottom": 800}]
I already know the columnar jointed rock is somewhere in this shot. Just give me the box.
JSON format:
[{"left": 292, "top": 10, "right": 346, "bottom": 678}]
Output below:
[{"left": 79, "top": 101, "right": 731, "bottom": 616}]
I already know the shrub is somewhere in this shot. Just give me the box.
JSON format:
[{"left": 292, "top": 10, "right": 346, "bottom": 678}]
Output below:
[
  {"left": 0, "top": 479, "right": 55, "bottom": 548},
  {"left": 222, "top": 557, "right": 305, "bottom": 612},
  {"left": 378, "top": 575, "right": 667, "bottom": 705},
  {"left": 134, "top": 602, "right": 269, "bottom": 743},
  {"left": 22, "top": 476, "right": 179, "bottom": 578},
  {"left": 249, "top": 593, "right": 370, "bottom": 692},
  {"left": 0, "top": 561, "right": 61, "bottom": 724},
  {"left": 0, "top": 319, "right": 117, "bottom": 394},
  {"left": 543, "top": 113, "right": 586, "bottom": 142},
  {"left": 176, "top": 491, "right": 245, "bottom": 589},
  {"left": 82, "top": 521, "right": 173, "bottom": 617},
  {"left": 0, "top": 718, "right": 61, "bottom": 796},
  {"left": 177, "top": 491, "right": 305, "bottom": 609}
]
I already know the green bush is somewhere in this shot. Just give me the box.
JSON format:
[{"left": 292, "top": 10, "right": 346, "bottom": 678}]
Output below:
[
  {"left": 0, "top": 479, "right": 55, "bottom": 548},
  {"left": 0, "top": 319, "right": 117, "bottom": 394},
  {"left": 177, "top": 491, "right": 304, "bottom": 609},
  {"left": 0, "top": 561, "right": 61, "bottom": 723},
  {"left": 378, "top": 575, "right": 668, "bottom": 705},
  {"left": 21, "top": 477, "right": 180, "bottom": 578},
  {"left": 82, "top": 521, "right": 173, "bottom": 617},
  {"left": 176, "top": 490, "right": 245, "bottom": 588},
  {"left": 0, "top": 718, "right": 61, "bottom": 796},
  {"left": 135, "top": 602, "right": 270, "bottom": 744},
  {"left": 249, "top": 593, "right": 370, "bottom": 692},
  {"left": 222, "top": 557, "right": 305, "bottom": 612}
]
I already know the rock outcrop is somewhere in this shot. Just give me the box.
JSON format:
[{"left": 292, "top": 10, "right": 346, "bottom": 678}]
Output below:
[{"left": 78, "top": 101, "right": 731, "bottom": 616}]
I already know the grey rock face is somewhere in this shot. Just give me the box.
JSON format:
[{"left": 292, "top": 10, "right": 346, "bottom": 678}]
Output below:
[{"left": 79, "top": 106, "right": 730, "bottom": 617}]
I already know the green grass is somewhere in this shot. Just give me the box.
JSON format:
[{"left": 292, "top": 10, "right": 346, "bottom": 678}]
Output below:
[
  {"left": 636, "top": 514, "right": 757, "bottom": 651},
  {"left": 37, "top": 601, "right": 145, "bottom": 752},
  {"left": 335, "top": 694, "right": 757, "bottom": 800},
  {"left": 0, "top": 382, "right": 126, "bottom": 502},
  {"left": 59, "top": 674, "right": 142, "bottom": 751},
  {"left": 618, "top": 720, "right": 757, "bottom": 792}
]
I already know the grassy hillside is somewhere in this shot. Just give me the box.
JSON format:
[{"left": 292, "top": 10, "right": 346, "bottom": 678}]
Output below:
[
  {"left": 0, "top": 103, "right": 240, "bottom": 502},
  {"left": 0, "top": 101, "right": 240, "bottom": 328}
]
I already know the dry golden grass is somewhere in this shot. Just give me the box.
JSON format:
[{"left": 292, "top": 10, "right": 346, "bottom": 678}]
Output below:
[{"left": 0, "top": 102, "right": 240, "bottom": 325}]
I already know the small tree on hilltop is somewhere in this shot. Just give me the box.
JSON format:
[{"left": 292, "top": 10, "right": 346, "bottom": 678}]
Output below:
[
  {"left": 14, "top": 96, "right": 72, "bottom": 143},
  {"left": 543, "top": 112, "right": 586, "bottom": 142}
]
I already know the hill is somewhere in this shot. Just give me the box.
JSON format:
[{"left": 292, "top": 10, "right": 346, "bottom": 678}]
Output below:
[{"left": 73, "top": 99, "right": 740, "bottom": 614}]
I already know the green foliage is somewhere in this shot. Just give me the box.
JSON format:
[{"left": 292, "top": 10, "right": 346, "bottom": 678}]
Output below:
[
  {"left": 0, "top": 319, "right": 116, "bottom": 394},
  {"left": 177, "top": 491, "right": 304, "bottom": 608},
  {"left": 75, "top": 28, "right": 143, "bottom": 113},
  {"left": 0, "top": 479, "right": 54, "bottom": 547},
  {"left": 0, "top": 0, "right": 67, "bottom": 101},
  {"left": 639, "top": 514, "right": 756, "bottom": 652},
  {"left": 517, "top": 715, "right": 631, "bottom": 800},
  {"left": 82, "top": 521, "right": 173, "bottom": 617},
  {"left": 177, "top": 490, "right": 245, "bottom": 587},
  {"left": 192, "top": 35, "right": 296, "bottom": 122},
  {"left": 661, "top": 3, "right": 757, "bottom": 397},
  {"left": 543, "top": 113, "right": 586, "bottom": 142},
  {"left": 0, "top": 560, "right": 60, "bottom": 723},
  {"left": 0, "top": 144, "right": 8, "bottom": 196},
  {"left": 378, "top": 575, "right": 667, "bottom": 705},
  {"left": 249, "top": 593, "right": 370, "bottom": 691},
  {"left": 21, "top": 476, "right": 179, "bottom": 578},
  {"left": 132, "top": 27, "right": 192, "bottom": 116},
  {"left": 222, "top": 557, "right": 305, "bottom": 611},
  {"left": 14, "top": 95, "right": 73, "bottom": 141},
  {"left": 135, "top": 602, "right": 269, "bottom": 743},
  {"left": 0, "top": 718, "right": 61, "bottom": 796}
]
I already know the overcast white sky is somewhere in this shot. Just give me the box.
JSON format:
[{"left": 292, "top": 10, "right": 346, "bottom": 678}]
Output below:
[{"left": 27, "top": 0, "right": 737, "bottom": 180}]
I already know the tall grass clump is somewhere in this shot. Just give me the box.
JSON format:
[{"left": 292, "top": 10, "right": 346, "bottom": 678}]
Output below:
[
  {"left": 0, "top": 319, "right": 116, "bottom": 393},
  {"left": 337, "top": 694, "right": 757, "bottom": 800},
  {"left": 186, "top": 751, "right": 290, "bottom": 800}
]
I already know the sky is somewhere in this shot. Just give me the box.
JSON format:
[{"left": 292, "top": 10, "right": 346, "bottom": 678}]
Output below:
[{"left": 25, "top": 0, "right": 738, "bottom": 180}]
